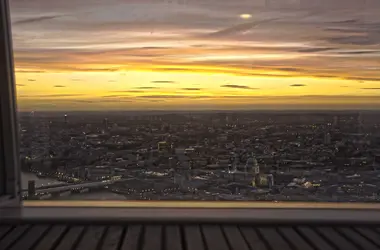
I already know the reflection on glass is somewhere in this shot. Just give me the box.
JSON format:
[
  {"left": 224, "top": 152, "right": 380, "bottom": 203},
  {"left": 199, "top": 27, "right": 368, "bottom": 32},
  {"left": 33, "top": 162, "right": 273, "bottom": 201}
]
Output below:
[{"left": 10, "top": 0, "right": 380, "bottom": 201}]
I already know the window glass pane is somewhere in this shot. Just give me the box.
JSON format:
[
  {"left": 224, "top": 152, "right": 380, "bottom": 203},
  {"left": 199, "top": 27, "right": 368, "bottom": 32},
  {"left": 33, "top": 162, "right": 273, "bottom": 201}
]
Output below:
[
  {"left": 9, "top": 0, "right": 380, "bottom": 202},
  {"left": 0, "top": 109, "right": 4, "bottom": 195}
]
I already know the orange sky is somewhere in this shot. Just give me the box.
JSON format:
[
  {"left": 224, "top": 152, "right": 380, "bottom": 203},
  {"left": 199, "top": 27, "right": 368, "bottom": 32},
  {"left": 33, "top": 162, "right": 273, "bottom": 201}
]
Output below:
[{"left": 10, "top": 0, "right": 380, "bottom": 110}]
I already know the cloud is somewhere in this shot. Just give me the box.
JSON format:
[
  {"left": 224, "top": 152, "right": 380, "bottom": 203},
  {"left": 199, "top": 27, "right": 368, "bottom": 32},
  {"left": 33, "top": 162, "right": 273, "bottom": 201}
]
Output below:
[
  {"left": 290, "top": 84, "right": 306, "bottom": 87},
  {"left": 27, "top": 79, "right": 36, "bottom": 82},
  {"left": 221, "top": 84, "right": 257, "bottom": 89},
  {"left": 100, "top": 99, "right": 132, "bottom": 103},
  {"left": 102, "top": 95, "right": 133, "bottom": 98},
  {"left": 135, "top": 87, "right": 159, "bottom": 89},
  {"left": 111, "top": 90, "right": 144, "bottom": 93},
  {"left": 340, "top": 85, "right": 349, "bottom": 88},
  {"left": 12, "top": 15, "right": 65, "bottom": 25},
  {"left": 15, "top": 69, "right": 45, "bottom": 73},
  {"left": 331, "top": 19, "right": 359, "bottom": 24},
  {"left": 360, "top": 88, "right": 380, "bottom": 90},
  {"left": 181, "top": 88, "right": 201, "bottom": 91},
  {"left": 148, "top": 100, "right": 165, "bottom": 103},
  {"left": 54, "top": 85, "right": 66, "bottom": 88},
  {"left": 71, "top": 78, "right": 83, "bottom": 82},
  {"left": 276, "top": 67, "right": 304, "bottom": 72},
  {"left": 19, "top": 94, "right": 84, "bottom": 98},
  {"left": 297, "top": 47, "right": 335, "bottom": 53},
  {"left": 151, "top": 81, "right": 176, "bottom": 84},
  {"left": 337, "top": 50, "right": 380, "bottom": 55},
  {"left": 344, "top": 77, "right": 380, "bottom": 82},
  {"left": 327, "top": 36, "right": 380, "bottom": 46},
  {"left": 16, "top": 84, "right": 26, "bottom": 87},
  {"left": 140, "top": 95, "right": 188, "bottom": 99},
  {"left": 138, "top": 95, "right": 212, "bottom": 99},
  {"left": 205, "top": 18, "right": 278, "bottom": 38},
  {"left": 73, "top": 100, "right": 95, "bottom": 103}
]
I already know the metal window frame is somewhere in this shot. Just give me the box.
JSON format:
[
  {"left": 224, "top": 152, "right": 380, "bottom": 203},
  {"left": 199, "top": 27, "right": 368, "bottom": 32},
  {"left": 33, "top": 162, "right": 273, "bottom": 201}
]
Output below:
[
  {"left": 0, "top": 0, "right": 378, "bottom": 220},
  {"left": 0, "top": 0, "right": 21, "bottom": 207}
]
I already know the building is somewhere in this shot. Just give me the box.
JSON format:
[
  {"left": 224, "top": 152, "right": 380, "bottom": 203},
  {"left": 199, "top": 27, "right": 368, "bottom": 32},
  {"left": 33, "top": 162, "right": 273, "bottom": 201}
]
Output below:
[
  {"left": 27, "top": 180, "right": 36, "bottom": 199},
  {"left": 103, "top": 118, "right": 109, "bottom": 131},
  {"left": 324, "top": 133, "right": 331, "bottom": 144},
  {"left": 158, "top": 141, "right": 169, "bottom": 153}
]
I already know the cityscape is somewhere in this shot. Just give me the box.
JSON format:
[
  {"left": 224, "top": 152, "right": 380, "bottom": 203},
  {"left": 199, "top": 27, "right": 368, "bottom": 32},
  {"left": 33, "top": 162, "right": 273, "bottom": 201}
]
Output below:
[
  {"left": 20, "top": 110, "right": 380, "bottom": 202},
  {"left": 9, "top": 0, "right": 380, "bottom": 202}
]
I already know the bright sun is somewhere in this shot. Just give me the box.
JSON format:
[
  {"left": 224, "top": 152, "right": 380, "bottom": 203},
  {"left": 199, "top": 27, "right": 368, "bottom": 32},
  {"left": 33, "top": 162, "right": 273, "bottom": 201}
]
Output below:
[{"left": 239, "top": 14, "right": 252, "bottom": 19}]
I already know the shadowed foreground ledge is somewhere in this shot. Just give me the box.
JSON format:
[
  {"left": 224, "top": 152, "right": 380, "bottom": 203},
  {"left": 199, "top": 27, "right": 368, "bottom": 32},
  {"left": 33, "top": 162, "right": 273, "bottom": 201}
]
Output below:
[
  {"left": 1, "top": 221, "right": 380, "bottom": 250},
  {"left": 1, "top": 202, "right": 380, "bottom": 249}
]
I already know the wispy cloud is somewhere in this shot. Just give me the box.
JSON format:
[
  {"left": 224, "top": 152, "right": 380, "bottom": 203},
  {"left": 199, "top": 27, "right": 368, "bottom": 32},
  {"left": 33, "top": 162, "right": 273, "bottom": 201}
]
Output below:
[
  {"left": 181, "top": 88, "right": 202, "bottom": 91},
  {"left": 138, "top": 95, "right": 213, "bottom": 99},
  {"left": 290, "top": 84, "right": 306, "bottom": 87},
  {"left": 221, "top": 84, "right": 258, "bottom": 89},
  {"left": 19, "top": 94, "right": 84, "bottom": 98},
  {"left": 111, "top": 90, "right": 144, "bottom": 93},
  {"left": 151, "top": 81, "right": 176, "bottom": 84},
  {"left": 205, "top": 18, "right": 278, "bottom": 38},
  {"left": 135, "top": 86, "right": 159, "bottom": 89},
  {"left": 13, "top": 15, "right": 65, "bottom": 25},
  {"left": 27, "top": 79, "right": 36, "bottom": 82},
  {"left": 16, "top": 84, "right": 26, "bottom": 87},
  {"left": 101, "top": 99, "right": 132, "bottom": 103},
  {"left": 297, "top": 47, "right": 335, "bottom": 53},
  {"left": 344, "top": 77, "right": 380, "bottom": 82},
  {"left": 360, "top": 88, "right": 380, "bottom": 90},
  {"left": 140, "top": 95, "right": 188, "bottom": 99},
  {"left": 54, "top": 85, "right": 66, "bottom": 88},
  {"left": 16, "top": 69, "right": 45, "bottom": 73},
  {"left": 73, "top": 100, "right": 95, "bottom": 103},
  {"left": 102, "top": 95, "right": 133, "bottom": 98}
]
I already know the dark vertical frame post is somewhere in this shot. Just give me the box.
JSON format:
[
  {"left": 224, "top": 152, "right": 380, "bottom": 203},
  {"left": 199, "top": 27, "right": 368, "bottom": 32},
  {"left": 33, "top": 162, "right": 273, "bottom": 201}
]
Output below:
[{"left": 0, "top": 0, "right": 21, "bottom": 205}]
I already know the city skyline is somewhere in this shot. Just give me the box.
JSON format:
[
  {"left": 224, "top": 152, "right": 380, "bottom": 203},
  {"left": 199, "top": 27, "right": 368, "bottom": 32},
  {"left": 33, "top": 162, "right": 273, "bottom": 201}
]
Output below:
[{"left": 11, "top": 0, "right": 380, "bottom": 110}]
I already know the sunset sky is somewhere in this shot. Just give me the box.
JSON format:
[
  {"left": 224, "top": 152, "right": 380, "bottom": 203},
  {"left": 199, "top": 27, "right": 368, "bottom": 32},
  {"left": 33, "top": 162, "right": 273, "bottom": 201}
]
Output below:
[{"left": 10, "top": 0, "right": 380, "bottom": 110}]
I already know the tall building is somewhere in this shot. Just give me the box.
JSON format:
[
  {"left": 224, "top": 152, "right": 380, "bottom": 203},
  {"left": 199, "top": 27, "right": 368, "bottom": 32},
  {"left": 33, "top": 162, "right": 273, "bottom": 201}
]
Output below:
[
  {"left": 28, "top": 180, "right": 36, "bottom": 200},
  {"left": 252, "top": 156, "right": 260, "bottom": 175},
  {"left": 333, "top": 116, "right": 339, "bottom": 128},
  {"left": 324, "top": 133, "right": 331, "bottom": 144},
  {"left": 357, "top": 112, "right": 364, "bottom": 134},
  {"left": 103, "top": 118, "right": 109, "bottom": 131},
  {"left": 267, "top": 174, "right": 274, "bottom": 189},
  {"left": 64, "top": 114, "right": 68, "bottom": 124}
]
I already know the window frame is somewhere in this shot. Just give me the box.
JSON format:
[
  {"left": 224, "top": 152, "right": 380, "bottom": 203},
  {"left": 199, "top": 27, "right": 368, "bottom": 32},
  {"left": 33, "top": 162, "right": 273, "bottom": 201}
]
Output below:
[
  {"left": 0, "top": 0, "right": 21, "bottom": 207},
  {"left": 0, "top": 0, "right": 379, "bottom": 219}
]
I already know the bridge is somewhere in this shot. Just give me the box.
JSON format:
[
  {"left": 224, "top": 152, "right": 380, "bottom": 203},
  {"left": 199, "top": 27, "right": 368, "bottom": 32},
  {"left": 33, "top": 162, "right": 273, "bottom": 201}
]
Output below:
[
  {"left": 21, "top": 183, "right": 72, "bottom": 192},
  {"left": 23, "top": 178, "right": 135, "bottom": 198}
]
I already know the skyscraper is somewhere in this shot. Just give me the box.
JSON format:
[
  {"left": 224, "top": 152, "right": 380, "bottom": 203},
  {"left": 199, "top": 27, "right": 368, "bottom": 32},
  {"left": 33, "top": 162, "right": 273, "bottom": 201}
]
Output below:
[
  {"left": 103, "top": 118, "right": 109, "bottom": 131},
  {"left": 324, "top": 133, "right": 331, "bottom": 144},
  {"left": 358, "top": 112, "right": 363, "bottom": 134},
  {"left": 333, "top": 116, "right": 339, "bottom": 128}
]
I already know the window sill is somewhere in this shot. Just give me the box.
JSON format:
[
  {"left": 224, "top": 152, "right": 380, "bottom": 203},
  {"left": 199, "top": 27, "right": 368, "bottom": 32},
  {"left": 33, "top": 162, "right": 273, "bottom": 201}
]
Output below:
[{"left": 0, "top": 201, "right": 379, "bottom": 224}]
